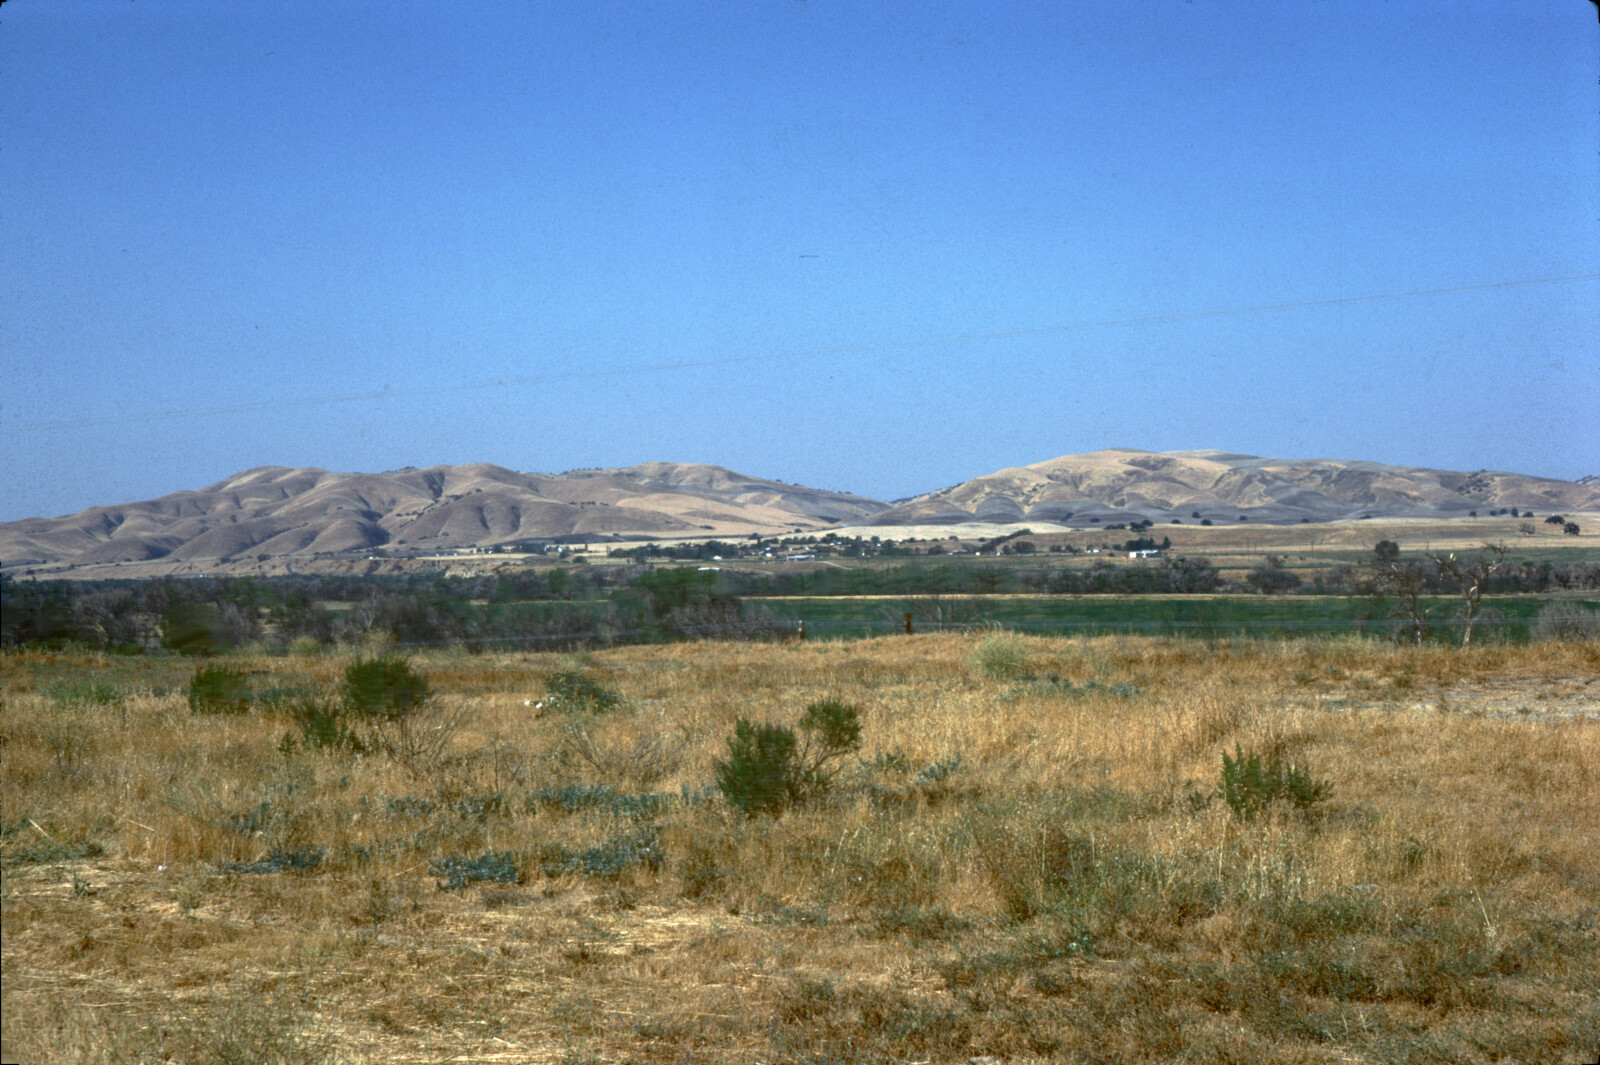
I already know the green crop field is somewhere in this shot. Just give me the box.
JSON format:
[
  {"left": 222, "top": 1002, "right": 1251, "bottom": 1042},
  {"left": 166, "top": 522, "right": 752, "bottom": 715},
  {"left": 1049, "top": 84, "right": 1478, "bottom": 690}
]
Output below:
[{"left": 750, "top": 594, "right": 1599, "bottom": 642}]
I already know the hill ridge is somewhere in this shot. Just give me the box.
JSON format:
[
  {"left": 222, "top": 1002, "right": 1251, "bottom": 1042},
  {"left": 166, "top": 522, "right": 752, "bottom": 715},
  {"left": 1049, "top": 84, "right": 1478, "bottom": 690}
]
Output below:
[{"left": 3, "top": 451, "right": 1596, "bottom": 574}]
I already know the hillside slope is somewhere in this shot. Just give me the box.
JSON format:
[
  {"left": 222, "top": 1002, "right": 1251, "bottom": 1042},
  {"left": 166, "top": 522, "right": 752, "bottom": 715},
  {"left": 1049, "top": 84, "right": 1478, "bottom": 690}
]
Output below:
[
  {"left": 858, "top": 449, "right": 1600, "bottom": 526},
  {"left": 0, "top": 463, "right": 887, "bottom": 570}
]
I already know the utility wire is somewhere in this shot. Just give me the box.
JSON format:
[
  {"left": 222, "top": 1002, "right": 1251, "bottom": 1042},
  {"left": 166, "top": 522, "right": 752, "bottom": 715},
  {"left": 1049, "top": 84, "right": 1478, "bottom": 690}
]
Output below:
[{"left": 15, "top": 270, "right": 1598, "bottom": 434}]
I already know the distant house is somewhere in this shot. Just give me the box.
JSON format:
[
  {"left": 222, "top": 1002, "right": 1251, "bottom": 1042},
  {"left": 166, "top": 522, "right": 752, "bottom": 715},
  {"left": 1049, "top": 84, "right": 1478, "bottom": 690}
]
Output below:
[
  {"left": 783, "top": 553, "right": 816, "bottom": 562},
  {"left": 1129, "top": 549, "right": 1162, "bottom": 559}
]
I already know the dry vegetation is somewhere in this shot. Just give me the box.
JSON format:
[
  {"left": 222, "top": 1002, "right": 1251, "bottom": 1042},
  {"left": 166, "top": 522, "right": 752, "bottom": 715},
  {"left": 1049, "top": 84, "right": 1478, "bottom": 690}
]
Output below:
[{"left": 3, "top": 634, "right": 1598, "bottom": 1064}]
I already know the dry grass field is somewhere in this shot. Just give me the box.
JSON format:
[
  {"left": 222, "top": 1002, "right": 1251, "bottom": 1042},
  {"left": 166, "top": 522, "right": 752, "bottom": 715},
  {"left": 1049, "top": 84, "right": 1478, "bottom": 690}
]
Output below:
[{"left": 3, "top": 634, "right": 1598, "bottom": 1064}]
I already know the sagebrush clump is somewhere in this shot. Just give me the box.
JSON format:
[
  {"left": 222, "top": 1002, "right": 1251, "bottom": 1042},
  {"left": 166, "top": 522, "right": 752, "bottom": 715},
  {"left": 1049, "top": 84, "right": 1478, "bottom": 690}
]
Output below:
[
  {"left": 341, "top": 654, "right": 430, "bottom": 720},
  {"left": 1219, "top": 744, "right": 1332, "bottom": 820},
  {"left": 715, "top": 699, "right": 863, "bottom": 815},
  {"left": 540, "top": 669, "right": 622, "bottom": 714},
  {"left": 187, "top": 664, "right": 252, "bottom": 715}
]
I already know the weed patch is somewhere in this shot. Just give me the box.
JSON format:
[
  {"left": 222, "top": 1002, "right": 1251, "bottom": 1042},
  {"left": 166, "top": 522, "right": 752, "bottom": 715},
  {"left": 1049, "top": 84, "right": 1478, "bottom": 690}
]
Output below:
[
  {"left": 341, "top": 653, "right": 430, "bottom": 719},
  {"left": 188, "top": 663, "right": 253, "bottom": 714},
  {"left": 536, "top": 828, "right": 663, "bottom": 879},
  {"left": 1001, "top": 674, "right": 1141, "bottom": 700},
  {"left": 430, "top": 850, "right": 519, "bottom": 890},
  {"left": 220, "top": 845, "right": 325, "bottom": 875},
  {"left": 43, "top": 677, "right": 124, "bottom": 707},
  {"left": 540, "top": 669, "right": 622, "bottom": 714},
  {"left": 1220, "top": 743, "right": 1332, "bottom": 820}
]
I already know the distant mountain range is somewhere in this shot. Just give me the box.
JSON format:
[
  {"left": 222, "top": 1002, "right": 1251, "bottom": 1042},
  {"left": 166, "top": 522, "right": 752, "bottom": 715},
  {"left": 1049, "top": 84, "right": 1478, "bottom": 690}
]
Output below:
[
  {"left": 861, "top": 449, "right": 1600, "bottom": 526},
  {"left": 0, "top": 463, "right": 886, "bottom": 572},
  {"left": 3, "top": 451, "right": 1595, "bottom": 575}
]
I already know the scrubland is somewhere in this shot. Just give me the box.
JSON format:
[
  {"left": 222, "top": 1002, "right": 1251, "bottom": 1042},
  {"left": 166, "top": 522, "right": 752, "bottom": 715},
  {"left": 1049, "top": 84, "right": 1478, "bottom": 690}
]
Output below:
[{"left": 3, "top": 634, "right": 1598, "bottom": 1064}]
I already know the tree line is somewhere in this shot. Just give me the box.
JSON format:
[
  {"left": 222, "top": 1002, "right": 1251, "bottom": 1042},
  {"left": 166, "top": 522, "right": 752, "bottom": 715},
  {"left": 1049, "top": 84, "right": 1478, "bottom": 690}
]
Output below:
[{"left": 4, "top": 549, "right": 1597, "bottom": 653}]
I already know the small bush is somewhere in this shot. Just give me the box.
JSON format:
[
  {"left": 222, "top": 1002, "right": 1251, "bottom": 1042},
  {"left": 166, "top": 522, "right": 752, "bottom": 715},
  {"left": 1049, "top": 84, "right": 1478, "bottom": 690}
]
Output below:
[
  {"left": 430, "top": 851, "right": 519, "bottom": 890},
  {"left": 289, "top": 696, "right": 371, "bottom": 754},
  {"left": 1532, "top": 601, "right": 1600, "bottom": 641},
  {"left": 537, "top": 828, "right": 662, "bottom": 879},
  {"left": 969, "top": 633, "right": 1028, "bottom": 679},
  {"left": 796, "top": 697, "right": 862, "bottom": 755},
  {"left": 288, "top": 636, "right": 322, "bottom": 656},
  {"left": 540, "top": 670, "right": 622, "bottom": 714},
  {"left": 43, "top": 678, "right": 124, "bottom": 707},
  {"left": 188, "top": 664, "right": 252, "bottom": 715},
  {"left": 715, "top": 700, "right": 863, "bottom": 816},
  {"left": 341, "top": 654, "right": 429, "bottom": 720},
  {"left": 715, "top": 720, "right": 800, "bottom": 816},
  {"left": 1220, "top": 745, "right": 1332, "bottom": 820}
]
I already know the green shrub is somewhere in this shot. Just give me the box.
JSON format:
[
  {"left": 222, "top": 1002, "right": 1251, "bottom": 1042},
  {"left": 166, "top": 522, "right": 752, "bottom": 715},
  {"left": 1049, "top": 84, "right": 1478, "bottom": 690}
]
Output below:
[
  {"left": 188, "top": 664, "right": 252, "bottom": 715},
  {"left": 796, "top": 697, "right": 862, "bottom": 755},
  {"left": 716, "top": 720, "right": 800, "bottom": 816},
  {"left": 536, "top": 828, "right": 663, "bottom": 879},
  {"left": 430, "top": 851, "right": 520, "bottom": 890},
  {"left": 44, "top": 678, "right": 124, "bottom": 707},
  {"left": 540, "top": 669, "right": 622, "bottom": 714},
  {"left": 340, "top": 654, "right": 429, "bottom": 720},
  {"left": 715, "top": 700, "right": 863, "bottom": 816},
  {"left": 1220, "top": 745, "right": 1331, "bottom": 820},
  {"left": 288, "top": 696, "right": 371, "bottom": 754},
  {"left": 969, "top": 633, "right": 1028, "bottom": 680}
]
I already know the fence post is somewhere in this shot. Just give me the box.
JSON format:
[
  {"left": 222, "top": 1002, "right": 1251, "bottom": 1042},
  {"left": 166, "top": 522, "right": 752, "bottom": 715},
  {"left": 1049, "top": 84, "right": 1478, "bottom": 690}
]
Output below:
[
  {"left": 797, "top": 620, "right": 806, "bottom": 641},
  {"left": 905, "top": 612, "right": 913, "bottom": 635}
]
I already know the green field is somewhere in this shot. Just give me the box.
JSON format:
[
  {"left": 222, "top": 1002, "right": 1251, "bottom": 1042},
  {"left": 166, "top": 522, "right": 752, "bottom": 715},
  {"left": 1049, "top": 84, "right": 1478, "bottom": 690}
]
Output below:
[{"left": 749, "top": 594, "right": 1597, "bottom": 641}]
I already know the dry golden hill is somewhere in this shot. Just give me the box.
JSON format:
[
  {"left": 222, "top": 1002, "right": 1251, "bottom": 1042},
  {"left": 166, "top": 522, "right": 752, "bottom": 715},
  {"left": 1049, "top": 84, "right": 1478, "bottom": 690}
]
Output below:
[
  {"left": 0, "top": 463, "right": 886, "bottom": 571},
  {"left": 860, "top": 448, "right": 1600, "bottom": 527}
]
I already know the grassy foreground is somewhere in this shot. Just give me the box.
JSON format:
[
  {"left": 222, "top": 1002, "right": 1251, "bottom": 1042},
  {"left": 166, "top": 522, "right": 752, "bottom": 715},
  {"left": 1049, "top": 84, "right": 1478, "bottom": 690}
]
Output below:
[{"left": 3, "top": 635, "right": 1598, "bottom": 1064}]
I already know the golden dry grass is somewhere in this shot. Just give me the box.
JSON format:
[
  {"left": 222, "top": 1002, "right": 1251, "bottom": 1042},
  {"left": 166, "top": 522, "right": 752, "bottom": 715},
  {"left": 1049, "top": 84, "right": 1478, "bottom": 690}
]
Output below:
[{"left": 3, "top": 634, "right": 1598, "bottom": 1063}]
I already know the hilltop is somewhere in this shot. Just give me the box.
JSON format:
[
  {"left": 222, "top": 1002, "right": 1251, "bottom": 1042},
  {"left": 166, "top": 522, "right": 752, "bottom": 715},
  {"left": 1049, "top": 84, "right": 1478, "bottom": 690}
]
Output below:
[
  {"left": 856, "top": 448, "right": 1600, "bottom": 527},
  {"left": 0, "top": 463, "right": 886, "bottom": 575},
  {"left": 2, "top": 450, "right": 1595, "bottom": 577}
]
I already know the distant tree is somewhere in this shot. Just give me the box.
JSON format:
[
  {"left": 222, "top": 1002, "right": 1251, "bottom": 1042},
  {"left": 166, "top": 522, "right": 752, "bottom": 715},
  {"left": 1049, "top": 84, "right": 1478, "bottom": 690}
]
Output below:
[
  {"left": 1565, "top": 522, "right": 1581, "bottom": 537},
  {"left": 1163, "top": 555, "right": 1220, "bottom": 594},
  {"left": 1427, "top": 543, "right": 1506, "bottom": 647},
  {"left": 1369, "top": 544, "right": 1429, "bottom": 644},
  {"left": 1545, "top": 515, "right": 1566, "bottom": 525},
  {"left": 1519, "top": 523, "right": 1537, "bottom": 536},
  {"left": 1245, "top": 555, "right": 1302, "bottom": 595}
]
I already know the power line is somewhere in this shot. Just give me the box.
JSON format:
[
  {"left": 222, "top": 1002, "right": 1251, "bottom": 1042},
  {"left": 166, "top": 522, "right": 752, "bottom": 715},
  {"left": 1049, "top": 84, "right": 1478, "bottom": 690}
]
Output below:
[{"left": 16, "top": 270, "right": 1598, "bottom": 433}]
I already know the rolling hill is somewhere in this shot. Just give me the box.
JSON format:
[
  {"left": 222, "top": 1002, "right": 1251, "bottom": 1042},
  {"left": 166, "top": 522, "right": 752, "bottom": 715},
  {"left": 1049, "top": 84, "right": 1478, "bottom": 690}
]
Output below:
[
  {"left": 0, "top": 463, "right": 886, "bottom": 573},
  {"left": 3, "top": 451, "right": 1595, "bottom": 576},
  {"left": 854, "top": 449, "right": 1600, "bottom": 527}
]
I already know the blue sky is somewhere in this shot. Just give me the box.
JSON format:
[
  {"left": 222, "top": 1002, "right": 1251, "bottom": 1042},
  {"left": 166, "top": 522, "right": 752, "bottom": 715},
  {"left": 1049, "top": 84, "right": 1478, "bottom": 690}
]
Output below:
[{"left": 3, "top": 0, "right": 1596, "bottom": 521}]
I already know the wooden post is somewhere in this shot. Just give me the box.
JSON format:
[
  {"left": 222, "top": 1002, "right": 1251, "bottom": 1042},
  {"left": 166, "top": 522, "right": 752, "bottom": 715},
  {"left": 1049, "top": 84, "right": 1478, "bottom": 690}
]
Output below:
[
  {"left": 797, "top": 620, "right": 806, "bottom": 641},
  {"left": 905, "top": 612, "right": 913, "bottom": 635}
]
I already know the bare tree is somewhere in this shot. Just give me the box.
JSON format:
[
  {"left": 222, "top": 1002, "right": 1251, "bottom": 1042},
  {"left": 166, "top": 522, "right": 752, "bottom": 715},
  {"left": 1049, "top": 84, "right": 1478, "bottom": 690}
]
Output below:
[
  {"left": 1370, "top": 542, "right": 1429, "bottom": 645},
  {"left": 1428, "top": 543, "right": 1506, "bottom": 647}
]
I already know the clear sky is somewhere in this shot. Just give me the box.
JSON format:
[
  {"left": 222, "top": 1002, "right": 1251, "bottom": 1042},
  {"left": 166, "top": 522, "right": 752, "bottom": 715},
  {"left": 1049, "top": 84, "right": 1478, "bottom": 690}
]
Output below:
[{"left": 3, "top": 1, "right": 1597, "bottom": 522}]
